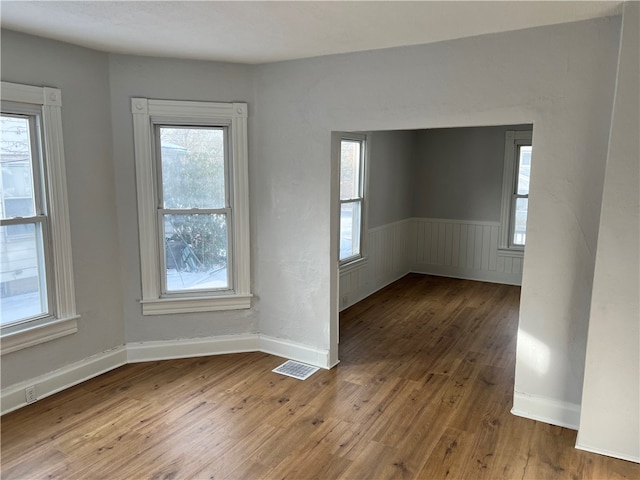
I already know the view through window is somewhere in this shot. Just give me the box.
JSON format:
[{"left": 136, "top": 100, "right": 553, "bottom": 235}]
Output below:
[
  {"left": 158, "top": 126, "right": 230, "bottom": 293},
  {"left": 339, "top": 137, "right": 365, "bottom": 263},
  {"left": 513, "top": 145, "right": 532, "bottom": 246},
  {"left": 0, "top": 113, "right": 49, "bottom": 326}
]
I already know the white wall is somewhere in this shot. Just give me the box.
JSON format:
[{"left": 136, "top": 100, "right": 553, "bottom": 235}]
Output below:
[
  {"left": 0, "top": 30, "right": 125, "bottom": 386},
  {"left": 577, "top": 2, "right": 639, "bottom": 462},
  {"left": 253, "top": 16, "right": 621, "bottom": 427}
]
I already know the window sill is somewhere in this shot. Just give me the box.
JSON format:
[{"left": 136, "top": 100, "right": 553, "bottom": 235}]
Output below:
[
  {"left": 497, "top": 248, "right": 525, "bottom": 258},
  {"left": 140, "top": 294, "right": 252, "bottom": 315},
  {"left": 339, "top": 257, "right": 368, "bottom": 274},
  {"left": 1, "top": 315, "right": 80, "bottom": 355}
]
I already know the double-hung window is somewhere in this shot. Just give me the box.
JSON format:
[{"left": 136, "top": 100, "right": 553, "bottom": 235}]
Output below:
[
  {"left": 499, "top": 130, "right": 533, "bottom": 254},
  {"left": 1, "top": 82, "right": 78, "bottom": 354},
  {"left": 132, "top": 99, "right": 251, "bottom": 315},
  {"left": 339, "top": 135, "right": 366, "bottom": 264}
]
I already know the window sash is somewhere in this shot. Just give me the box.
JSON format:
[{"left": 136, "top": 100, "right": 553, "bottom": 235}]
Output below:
[
  {"left": 339, "top": 199, "right": 362, "bottom": 263},
  {"left": 510, "top": 142, "right": 531, "bottom": 248},
  {"left": 510, "top": 194, "right": 528, "bottom": 247},
  {"left": 154, "top": 123, "right": 234, "bottom": 297},
  {"left": 155, "top": 125, "right": 230, "bottom": 210},
  {"left": 157, "top": 208, "right": 233, "bottom": 295},
  {"left": 0, "top": 111, "right": 46, "bottom": 220},
  {"left": 339, "top": 136, "right": 365, "bottom": 264},
  {"left": 499, "top": 130, "right": 532, "bottom": 253},
  {"left": 0, "top": 217, "right": 51, "bottom": 326},
  {"left": 1, "top": 107, "right": 56, "bottom": 328}
]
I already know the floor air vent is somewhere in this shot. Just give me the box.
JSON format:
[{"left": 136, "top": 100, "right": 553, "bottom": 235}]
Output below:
[{"left": 272, "top": 360, "right": 319, "bottom": 380}]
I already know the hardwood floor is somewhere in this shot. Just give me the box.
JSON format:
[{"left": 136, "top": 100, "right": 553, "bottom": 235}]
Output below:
[{"left": 2, "top": 274, "right": 639, "bottom": 479}]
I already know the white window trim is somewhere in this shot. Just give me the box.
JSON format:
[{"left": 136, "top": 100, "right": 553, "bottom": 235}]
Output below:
[
  {"left": 131, "top": 98, "right": 251, "bottom": 315},
  {"left": 1, "top": 81, "right": 79, "bottom": 354},
  {"left": 498, "top": 130, "right": 532, "bottom": 257},
  {"left": 339, "top": 133, "right": 368, "bottom": 269}
]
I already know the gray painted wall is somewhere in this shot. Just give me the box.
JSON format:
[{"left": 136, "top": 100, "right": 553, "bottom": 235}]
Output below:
[
  {"left": 367, "top": 130, "right": 415, "bottom": 228},
  {"left": 0, "top": 30, "right": 124, "bottom": 386},
  {"left": 107, "top": 55, "right": 259, "bottom": 343},
  {"left": 412, "top": 125, "right": 531, "bottom": 222}
]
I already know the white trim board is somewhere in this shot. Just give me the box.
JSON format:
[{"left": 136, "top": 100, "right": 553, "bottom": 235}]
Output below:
[
  {"left": 127, "top": 334, "right": 260, "bottom": 363},
  {"left": 1, "top": 335, "right": 331, "bottom": 415},
  {"left": 260, "top": 335, "right": 331, "bottom": 368},
  {"left": 1, "top": 346, "right": 127, "bottom": 415},
  {"left": 411, "top": 267, "right": 522, "bottom": 286},
  {"left": 127, "top": 334, "right": 330, "bottom": 369},
  {"left": 511, "top": 390, "right": 581, "bottom": 430},
  {"left": 575, "top": 442, "right": 640, "bottom": 465}
]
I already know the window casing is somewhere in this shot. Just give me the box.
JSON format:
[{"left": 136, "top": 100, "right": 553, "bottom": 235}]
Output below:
[
  {"left": 0, "top": 82, "right": 78, "bottom": 354},
  {"left": 339, "top": 134, "right": 366, "bottom": 265},
  {"left": 499, "top": 130, "right": 533, "bottom": 255},
  {"left": 132, "top": 99, "right": 251, "bottom": 315}
]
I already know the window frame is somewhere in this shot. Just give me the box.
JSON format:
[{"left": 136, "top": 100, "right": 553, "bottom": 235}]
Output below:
[
  {"left": 1, "top": 81, "right": 79, "bottom": 355},
  {"left": 499, "top": 130, "right": 533, "bottom": 256},
  {"left": 338, "top": 133, "right": 367, "bottom": 267},
  {"left": 131, "top": 98, "right": 251, "bottom": 315},
  {"left": 155, "top": 125, "right": 232, "bottom": 296}
]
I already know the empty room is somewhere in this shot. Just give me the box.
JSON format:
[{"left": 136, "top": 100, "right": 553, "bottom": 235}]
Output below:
[{"left": 1, "top": 1, "right": 638, "bottom": 478}]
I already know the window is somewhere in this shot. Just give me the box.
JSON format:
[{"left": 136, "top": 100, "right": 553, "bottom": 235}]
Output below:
[
  {"left": 499, "top": 130, "right": 533, "bottom": 254},
  {"left": 132, "top": 98, "right": 251, "bottom": 315},
  {"left": 1, "top": 82, "right": 78, "bottom": 354},
  {"left": 339, "top": 135, "right": 366, "bottom": 264}
]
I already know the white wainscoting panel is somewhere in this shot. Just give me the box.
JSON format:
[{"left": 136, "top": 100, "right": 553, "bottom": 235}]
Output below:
[
  {"left": 339, "top": 219, "right": 411, "bottom": 311},
  {"left": 410, "top": 218, "right": 523, "bottom": 285}
]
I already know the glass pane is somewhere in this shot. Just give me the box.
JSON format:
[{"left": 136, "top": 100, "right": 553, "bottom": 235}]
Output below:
[
  {"left": 163, "top": 213, "right": 228, "bottom": 292},
  {"left": 159, "top": 127, "right": 226, "bottom": 209},
  {"left": 339, "top": 201, "right": 361, "bottom": 261},
  {"left": 513, "top": 197, "right": 528, "bottom": 246},
  {"left": 0, "top": 223, "right": 48, "bottom": 325},
  {"left": 517, "top": 145, "right": 532, "bottom": 195},
  {"left": 1, "top": 115, "right": 36, "bottom": 220},
  {"left": 340, "top": 140, "right": 362, "bottom": 200}
]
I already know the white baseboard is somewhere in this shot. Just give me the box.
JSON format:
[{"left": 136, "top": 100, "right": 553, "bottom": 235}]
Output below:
[
  {"left": 511, "top": 391, "right": 581, "bottom": 430},
  {"left": 127, "top": 334, "right": 260, "bottom": 363},
  {"left": 259, "top": 335, "right": 330, "bottom": 369},
  {"left": 1, "top": 346, "right": 127, "bottom": 415},
  {"left": 575, "top": 441, "right": 640, "bottom": 464},
  {"left": 127, "top": 334, "right": 330, "bottom": 369},
  {"left": 2, "top": 334, "right": 331, "bottom": 415},
  {"left": 411, "top": 265, "right": 522, "bottom": 286}
]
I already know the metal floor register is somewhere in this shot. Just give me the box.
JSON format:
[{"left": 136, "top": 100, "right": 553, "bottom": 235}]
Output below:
[{"left": 272, "top": 360, "right": 319, "bottom": 380}]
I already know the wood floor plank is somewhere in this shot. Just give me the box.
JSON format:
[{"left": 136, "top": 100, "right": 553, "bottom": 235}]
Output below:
[{"left": 2, "top": 274, "right": 639, "bottom": 479}]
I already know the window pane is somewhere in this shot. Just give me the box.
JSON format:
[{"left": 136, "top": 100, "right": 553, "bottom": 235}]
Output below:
[
  {"left": 159, "top": 127, "right": 226, "bottom": 209},
  {"left": 340, "top": 140, "right": 361, "bottom": 200},
  {"left": 513, "top": 197, "right": 528, "bottom": 246},
  {"left": 1, "top": 115, "right": 36, "bottom": 220},
  {"left": 163, "top": 213, "right": 228, "bottom": 292},
  {"left": 0, "top": 223, "right": 48, "bottom": 325},
  {"left": 517, "top": 146, "right": 532, "bottom": 195},
  {"left": 340, "top": 201, "right": 361, "bottom": 261}
]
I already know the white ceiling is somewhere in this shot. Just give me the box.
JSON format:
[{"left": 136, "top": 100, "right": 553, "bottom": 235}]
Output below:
[{"left": 0, "top": 1, "right": 623, "bottom": 64}]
